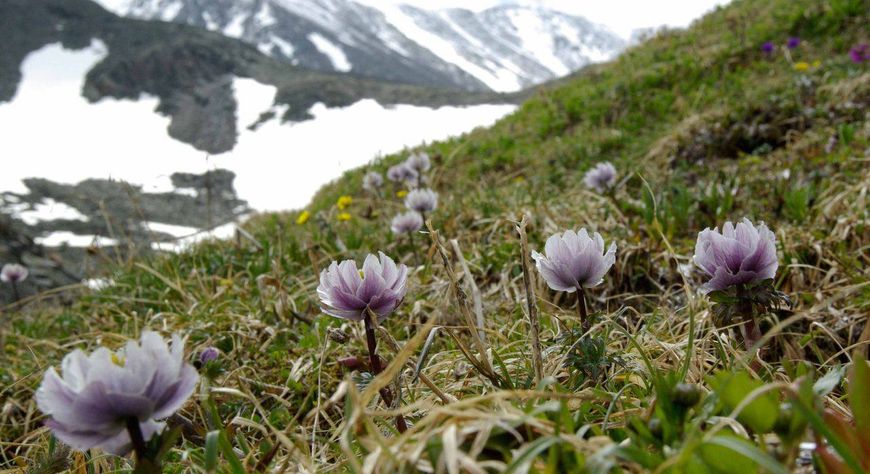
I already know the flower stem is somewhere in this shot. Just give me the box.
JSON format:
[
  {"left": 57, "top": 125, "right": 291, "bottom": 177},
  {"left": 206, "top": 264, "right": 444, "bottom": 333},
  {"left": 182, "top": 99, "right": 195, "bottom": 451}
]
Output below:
[
  {"left": 408, "top": 231, "right": 421, "bottom": 266},
  {"left": 364, "top": 310, "right": 408, "bottom": 433},
  {"left": 737, "top": 285, "right": 764, "bottom": 367},
  {"left": 126, "top": 417, "right": 160, "bottom": 474},
  {"left": 576, "top": 287, "right": 589, "bottom": 334},
  {"left": 10, "top": 281, "right": 19, "bottom": 302}
]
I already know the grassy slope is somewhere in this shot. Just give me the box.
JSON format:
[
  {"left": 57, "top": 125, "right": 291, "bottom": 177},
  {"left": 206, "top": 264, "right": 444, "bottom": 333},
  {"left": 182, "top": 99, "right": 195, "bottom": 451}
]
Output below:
[{"left": 3, "top": 0, "right": 869, "bottom": 471}]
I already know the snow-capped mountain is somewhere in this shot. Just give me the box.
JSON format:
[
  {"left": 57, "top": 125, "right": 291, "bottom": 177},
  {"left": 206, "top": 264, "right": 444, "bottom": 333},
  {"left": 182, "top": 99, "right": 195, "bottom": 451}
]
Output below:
[{"left": 97, "top": 0, "right": 626, "bottom": 92}]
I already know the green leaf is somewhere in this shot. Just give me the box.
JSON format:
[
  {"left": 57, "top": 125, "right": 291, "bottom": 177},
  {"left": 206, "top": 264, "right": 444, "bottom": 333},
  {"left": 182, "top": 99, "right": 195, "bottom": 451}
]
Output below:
[
  {"left": 814, "top": 365, "right": 844, "bottom": 396},
  {"left": 504, "top": 436, "right": 563, "bottom": 474},
  {"left": 700, "top": 433, "right": 789, "bottom": 474},
  {"left": 204, "top": 431, "right": 220, "bottom": 473},
  {"left": 849, "top": 355, "right": 870, "bottom": 432},
  {"left": 710, "top": 371, "right": 778, "bottom": 433}
]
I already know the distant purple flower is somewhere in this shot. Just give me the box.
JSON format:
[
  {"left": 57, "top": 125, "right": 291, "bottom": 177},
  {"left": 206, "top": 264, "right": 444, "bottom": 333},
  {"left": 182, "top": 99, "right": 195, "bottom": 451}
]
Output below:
[
  {"left": 35, "top": 332, "right": 198, "bottom": 455},
  {"left": 391, "top": 211, "right": 423, "bottom": 234},
  {"left": 404, "top": 188, "right": 438, "bottom": 213},
  {"left": 583, "top": 162, "right": 618, "bottom": 193},
  {"left": 199, "top": 347, "right": 220, "bottom": 364},
  {"left": 761, "top": 41, "right": 775, "bottom": 55},
  {"left": 387, "top": 164, "right": 418, "bottom": 184},
  {"left": 1, "top": 263, "right": 28, "bottom": 283},
  {"left": 405, "top": 152, "right": 431, "bottom": 173},
  {"left": 786, "top": 37, "right": 800, "bottom": 49},
  {"left": 363, "top": 171, "right": 383, "bottom": 192},
  {"left": 849, "top": 44, "right": 868, "bottom": 63},
  {"left": 532, "top": 229, "right": 617, "bottom": 292},
  {"left": 693, "top": 218, "right": 778, "bottom": 293},
  {"left": 316, "top": 252, "right": 408, "bottom": 322}
]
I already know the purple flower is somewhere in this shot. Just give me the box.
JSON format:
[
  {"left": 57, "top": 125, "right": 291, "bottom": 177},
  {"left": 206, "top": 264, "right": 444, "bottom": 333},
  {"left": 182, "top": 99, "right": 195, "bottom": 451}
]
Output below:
[
  {"left": 531, "top": 229, "right": 617, "bottom": 292},
  {"left": 1, "top": 263, "right": 28, "bottom": 283},
  {"left": 391, "top": 211, "right": 423, "bottom": 234},
  {"left": 849, "top": 44, "right": 868, "bottom": 63},
  {"left": 404, "top": 188, "right": 438, "bottom": 213},
  {"left": 316, "top": 252, "right": 408, "bottom": 322},
  {"left": 761, "top": 41, "right": 775, "bottom": 55},
  {"left": 199, "top": 347, "right": 220, "bottom": 364},
  {"left": 35, "top": 332, "right": 198, "bottom": 455},
  {"left": 786, "top": 37, "right": 800, "bottom": 49},
  {"left": 405, "top": 152, "right": 431, "bottom": 173},
  {"left": 693, "top": 218, "right": 778, "bottom": 293},
  {"left": 387, "top": 164, "right": 418, "bottom": 184},
  {"left": 363, "top": 171, "right": 383, "bottom": 191},
  {"left": 583, "top": 162, "right": 618, "bottom": 193}
]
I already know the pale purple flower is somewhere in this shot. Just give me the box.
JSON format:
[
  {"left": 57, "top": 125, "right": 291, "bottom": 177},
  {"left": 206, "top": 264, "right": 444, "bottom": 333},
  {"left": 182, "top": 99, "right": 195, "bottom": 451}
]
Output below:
[
  {"left": 199, "top": 347, "right": 220, "bottom": 364},
  {"left": 786, "top": 37, "right": 800, "bottom": 49},
  {"left": 531, "top": 229, "right": 617, "bottom": 292},
  {"left": 405, "top": 152, "right": 431, "bottom": 173},
  {"left": 386, "top": 164, "right": 418, "bottom": 183},
  {"left": 850, "top": 44, "right": 868, "bottom": 63},
  {"left": 404, "top": 188, "right": 438, "bottom": 213},
  {"left": 693, "top": 218, "right": 778, "bottom": 293},
  {"left": 761, "top": 41, "right": 775, "bottom": 55},
  {"left": 391, "top": 211, "right": 423, "bottom": 234},
  {"left": 1, "top": 263, "right": 28, "bottom": 283},
  {"left": 363, "top": 171, "right": 384, "bottom": 191},
  {"left": 35, "top": 331, "right": 198, "bottom": 455},
  {"left": 316, "top": 252, "right": 408, "bottom": 322},
  {"left": 583, "top": 162, "right": 618, "bottom": 193}
]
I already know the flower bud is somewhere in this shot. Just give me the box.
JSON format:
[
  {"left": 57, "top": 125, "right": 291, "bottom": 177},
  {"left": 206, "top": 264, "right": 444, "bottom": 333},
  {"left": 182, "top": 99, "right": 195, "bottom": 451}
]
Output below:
[{"left": 672, "top": 383, "right": 702, "bottom": 407}]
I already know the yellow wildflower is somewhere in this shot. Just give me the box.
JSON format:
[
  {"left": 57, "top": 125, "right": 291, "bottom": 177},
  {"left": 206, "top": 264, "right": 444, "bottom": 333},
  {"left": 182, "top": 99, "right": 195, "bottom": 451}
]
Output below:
[
  {"left": 296, "top": 210, "right": 310, "bottom": 225},
  {"left": 336, "top": 195, "right": 353, "bottom": 210},
  {"left": 396, "top": 190, "right": 409, "bottom": 198},
  {"left": 337, "top": 212, "right": 352, "bottom": 221},
  {"left": 793, "top": 61, "right": 810, "bottom": 72},
  {"left": 812, "top": 60, "right": 821, "bottom": 68}
]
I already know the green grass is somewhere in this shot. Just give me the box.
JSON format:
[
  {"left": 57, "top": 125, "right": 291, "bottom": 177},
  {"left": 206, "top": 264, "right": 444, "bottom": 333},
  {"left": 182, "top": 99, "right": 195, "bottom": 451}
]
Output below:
[{"left": 2, "top": 0, "right": 869, "bottom": 471}]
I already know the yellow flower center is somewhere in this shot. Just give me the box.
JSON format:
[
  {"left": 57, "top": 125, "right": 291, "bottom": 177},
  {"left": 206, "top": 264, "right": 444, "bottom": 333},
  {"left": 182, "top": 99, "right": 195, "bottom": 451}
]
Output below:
[{"left": 111, "top": 352, "right": 126, "bottom": 367}]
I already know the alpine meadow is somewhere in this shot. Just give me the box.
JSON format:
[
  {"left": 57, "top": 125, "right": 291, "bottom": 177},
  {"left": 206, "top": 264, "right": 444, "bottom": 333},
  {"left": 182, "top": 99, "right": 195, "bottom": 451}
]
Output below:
[{"left": 2, "top": 0, "right": 870, "bottom": 472}]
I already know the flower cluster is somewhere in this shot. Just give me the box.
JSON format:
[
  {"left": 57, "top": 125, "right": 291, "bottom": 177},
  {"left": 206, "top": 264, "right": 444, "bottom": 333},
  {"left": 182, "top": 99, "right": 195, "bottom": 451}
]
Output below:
[
  {"left": 1, "top": 263, "right": 28, "bottom": 283},
  {"left": 391, "top": 211, "right": 424, "bottom": 235},
  {"left": 317, "top": 252, "right": 408, "bottom": 322},
  {"left": 583, "top": 162, "right": 618, "bottom": 194},
  {"left": 36, "top": 332, "right": 198, "bottom": 456},
  {"left": 532, "top": 229, "right": 617, "bottom": 292},
  {"left": 693, "top": 218, "right": 778, "bottom": 293},
  {"left": 850, "top": 43, "right": 868, "bottom": 64}
]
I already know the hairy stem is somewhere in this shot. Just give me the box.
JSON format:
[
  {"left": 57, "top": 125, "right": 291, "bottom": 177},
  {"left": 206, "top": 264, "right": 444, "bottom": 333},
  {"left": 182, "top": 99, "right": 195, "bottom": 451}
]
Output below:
[
  {"left": 364, "top": 310, "right": 408, "bottom": 433},
  {"left": 126, "top": 417, "right": 159, "bottom": 473},
  {"left": 576, "top": 287, "right": 589, "bottom": 334}
]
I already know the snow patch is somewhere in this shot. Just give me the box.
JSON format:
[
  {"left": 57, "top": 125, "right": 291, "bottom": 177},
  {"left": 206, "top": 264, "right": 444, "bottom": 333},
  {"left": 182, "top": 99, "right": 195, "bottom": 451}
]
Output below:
[
  {"left": 36, "top": 232, "right": 119, "bottom": 248},
  {"left": 151, "top": 222, "right": 239, "bottom": 252},
  {"left": 17, "top": 199, "right": 89, "bottom": 225},
  {"left": 0, "top": 41, "right": 515, "bottom": 216},
  {"left": 145, "top": 222, "right": 201, "bottom": 238},
  {"left": 224, "top": 13, "right": 247, "bottom": 37},
  {"left": 307, "top": 33, "right": 352, "bottom": 72}
]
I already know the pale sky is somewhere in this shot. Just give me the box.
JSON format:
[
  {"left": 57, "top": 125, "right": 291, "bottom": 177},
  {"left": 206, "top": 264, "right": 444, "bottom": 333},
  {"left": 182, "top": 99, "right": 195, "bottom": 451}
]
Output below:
[{"left": 356, "top": 0, "right": 731, "bottom": 39}]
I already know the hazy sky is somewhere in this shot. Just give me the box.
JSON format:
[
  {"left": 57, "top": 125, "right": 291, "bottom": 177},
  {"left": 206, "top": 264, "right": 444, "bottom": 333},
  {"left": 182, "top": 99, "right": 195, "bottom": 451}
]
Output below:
[{"left": 356, "top": 0, "right": 731, "bottom": 38}]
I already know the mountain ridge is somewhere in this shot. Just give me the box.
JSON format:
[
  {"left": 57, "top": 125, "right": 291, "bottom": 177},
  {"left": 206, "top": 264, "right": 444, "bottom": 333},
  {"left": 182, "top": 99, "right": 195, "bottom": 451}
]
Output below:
[{"left": 98, "top": 0, "right": 626, "bottom": 92}]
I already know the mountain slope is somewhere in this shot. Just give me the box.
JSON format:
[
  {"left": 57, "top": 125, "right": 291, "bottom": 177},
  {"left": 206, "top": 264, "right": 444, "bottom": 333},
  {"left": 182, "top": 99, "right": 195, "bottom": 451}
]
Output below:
[
  {"left": 4, "top": 0, "right": 869, "bottom": 472},
  {"left": 99, "top": 0, "right": 626, "bottom": 91},
  {"left": 1, "top": 0, "right": 510, "bottom": 154}
]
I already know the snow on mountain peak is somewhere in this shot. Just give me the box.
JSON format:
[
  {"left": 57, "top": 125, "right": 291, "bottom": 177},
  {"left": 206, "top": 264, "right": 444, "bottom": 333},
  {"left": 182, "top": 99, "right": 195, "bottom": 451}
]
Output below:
[{"left": 97, "top": 0, "right": 626, "bottom": 92}]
